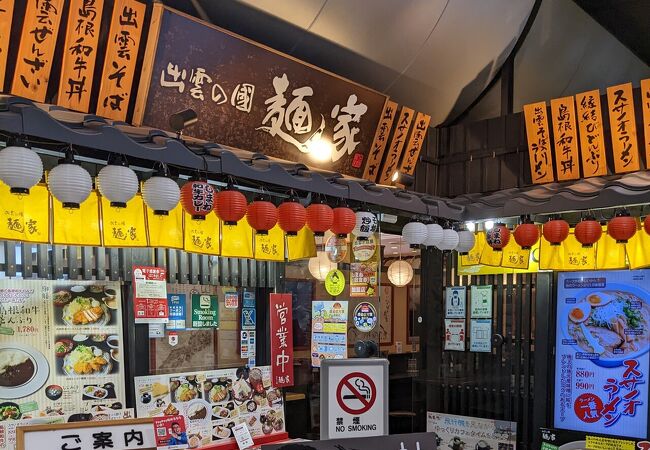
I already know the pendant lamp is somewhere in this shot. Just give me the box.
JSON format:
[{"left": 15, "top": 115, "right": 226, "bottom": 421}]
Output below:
[
  {"left": 331, "top": 205, "right": 355, "bottom": 237},
  {"left": 47, "top": 149, "right": 93, "bottom": 209},
  {"left": 215, "top": 184, "right": 247, "bottom": 225},
  {"left": 644, "top": 216, "right": 650, "bottom": 236},
  {"left": 424, "top": 223, "right": 443, "bottom": 247},
  {"left": 607, "top": 210, "right": 636, "bottom": 243},
  {"left": 574, "top": 217, "right": 602, "bottom": 247},
  {"left": 388, "top": 260, "right": 413, "bottom": 287},
  {"left": 247, "top": 195, "right": 278, "bottom": 235},
  {"left": 306, "top": 201, "right": 333, "bottom": 236},
  {"left": 353, "top": 210, "right": 378, "bottom": 239},
  {"left": 513, "top": 218, "right": 539, "bottom": 250},
  {"left": 142, "top": 165, "right": 180, "bottom": 215},
  {"left": 402, "top": 221, "right": 428, "bottom": 248},
  {"left": 97, "top": 155, "right": 138, "bottom": 207},
  {"left": 456, "top": 230, "right": 475, "bottom": 254},
  {"left": 278, "top": 195, "right": 307, "bottom": 236},
  {"left": 543, "top": 218, "right": 569, "bottom": 245},
  {"left": 308, "top": 251, "right": 337, "bottom": 281},
  {"left": 0, "top": 144, "right": 43, "bottom": 194},
  {"left": 486, "top": 223, "right": 510, "bottom": 251},
  {"left": 438, "top": 228, "right": 459, "bottom": 251},
  {"left": 180, "top": 179, "right": 215, "bottom": 220}
]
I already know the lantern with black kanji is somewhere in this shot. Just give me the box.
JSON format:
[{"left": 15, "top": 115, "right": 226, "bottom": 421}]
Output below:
[
  {"left": 513, "top": 219, "right": 539, "bottom": 250},
  {"left": 215, "top": 185, "right": 247, "bottom": 225},
  {"left": 331, "top": 205, "right": 356, "bottom": 237},
  {"left": 306, "top": 201, "right": 333, "bottom": 236},
  {"left": 180, "top": 179, "right": 215, "bottom": 220},
  {"left": 247, "top": 196, "right": 278, "bottom": 235},
  {"left": 278, "top": 196, "right": 306, "bottom": 236},
  {"left": 543, "top": 218, "right": 569, "bottom": 245},
  {"left": 574, "top": 217, "right": 602, "bottom": 247},
  {"left": 486, "top": 223, "right": 510, "bottom": 251},
  {"left": 353, "top": 210, "right": 378, "bottom": 239},
  {"left": 607, "top": 211, "right": 636, "bottom": 243}
]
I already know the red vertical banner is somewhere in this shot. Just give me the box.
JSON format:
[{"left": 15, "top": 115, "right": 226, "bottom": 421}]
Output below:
[
  {"left": 270, "top": 293, "right": 294, "bottom": 388},
  {"left": 132, "top": 265, "right": 169, "bottom": 323}
]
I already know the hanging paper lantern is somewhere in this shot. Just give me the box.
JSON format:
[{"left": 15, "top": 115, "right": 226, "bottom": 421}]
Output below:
[
  {"left": 0, "top": 145, "right": 43, "bottom": 194},
  {"left": 402, "top": 221, "right": 428, "bottom": 247},
  {"left": 308, "top": 251, "right": 337, "bottom": 281},
  {"left": 215, "top": 185, "right": 247, "bottom": 225},
  {"left": 306, "top": 202, "right": 333, "bottom": 236},
  {"left": 543, "top": 218, "right": 569, "bottom": 246},
  {"left": 278, "top": 197, "right": 307, "bottom": 236},
  {"left": 353, "top": 210, "right": 378, "bottom": 239},
  {"left": 97, "top": 159, "right": 138, "bottom": 207},
  {"left": 607, "top": 211, "right": 636, "bottom": 243},
  {"left": 645, "top": 216, "right": 650, "bottom": 236},
  {"left": 247, "top": 197, "right": 278, "bottom": 235},
  {"left": 331, "top": 206, "right": 356, "bottom": 237},
  {"left": 387, "top": 260, "right": 413, "bottom": 287},
  {"left": 437, "top": 229, "right": 459, "bottom": 251},
  {"left": 180, "top": 179, "right": 215, "bottom": 219},
  {"left": 486, "top": 223, "right": 510, "bottom": 250},
  {"left": 47, "top": 152, "right": 92, "bottom": 209},
  {"left": 456, "top": 230, "right": 475, "bottom": 254},
  {"left": 142, "top": 171, "right": 180, "bottom": 215},
  {"left": 574, "top": 217, "right": 602, "bottom": 247},
  {"left": 513, "top": 222, "right": 539, "bottom": 249},
  {"left": 424, "top": 223, "right": 443, "bottom": 247}
]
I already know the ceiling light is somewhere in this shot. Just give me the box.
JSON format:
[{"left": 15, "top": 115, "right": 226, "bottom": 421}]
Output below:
[
  {"left": 308, "top": 139, "right": 333, "bottom": 162},
  {"left": 465, "top": 222, "right": 476, "bottom": 232},
  {"left": 485, "top": 220, "right": 495, "bottom": 231}
]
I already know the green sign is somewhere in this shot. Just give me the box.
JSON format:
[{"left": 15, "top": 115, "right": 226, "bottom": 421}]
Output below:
[{"left": 191, "top": 294, "right": 219, "bottom": 328}]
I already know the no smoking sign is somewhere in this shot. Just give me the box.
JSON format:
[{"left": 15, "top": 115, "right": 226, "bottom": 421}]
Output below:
[{"left": 336, "top": 372, "right": 376, "bottom": 415}]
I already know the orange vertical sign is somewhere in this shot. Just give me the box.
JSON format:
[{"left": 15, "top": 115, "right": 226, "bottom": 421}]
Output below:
[
  {"left": 11, "top": 0, "right": 64, "bottom": 102},
  {"left": 96, "top": 0, "right": 146, "bottom": 120},
  {"left": 640, "top": 78, "right": 650, "bottom": 166},
  {"left": 575, "top": 90, "right": 608, "bottom": 177},
  {"left": 58, "top": 0, "right": 105, "bottom": 112},
  {"left": 606, "top": 82, "right": 640, "bottom": 173},
  {"left": 398, "top": 111, "right": 431, "bottom": 177},
  {"left": 549, "top": 97, "right": 580, "bottom": 181},
  {"left": 363, "top": 100, "right": 398, "bottom": 182},
  {"left": 0, "top": 0, "right": 15, "bottom": 90},
  {"left": 378, "top": 106, "right": 414, "bottom": 184},
  {"left": 523, "top": 102, "right": 554, "bottom": 184}
]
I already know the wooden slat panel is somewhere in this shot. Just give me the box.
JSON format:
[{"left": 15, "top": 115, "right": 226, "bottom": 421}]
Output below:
[
  {"left": 199, "top": 254, "right": 209, "bottom": 284},
  {"left": 52, "top": 245, "right": 64, "bottom": 279},
  {"left": 95, "top": 246, "right": 106, "bottom": 280},
  {"left": 378, "top": 106, "right": 414, "bottom": 184},
  {"left": 0, "top": 0, "right": 15, "bottom": 90},
  {"left": 21, "top": 242, "right": 33, "bottom": 278},
  {"left": 398, "top": 111, "right": 431, "bottom": 177},
  {"left": 363, "top": 100, "right": 398, "bottom": 182},
  {"left": 68, "top": 246, "right": 79, "bottom": 279},
  {"left": 239, "top": 257, "right": 248, "bottom": 287},
  {"left": 36, "top": 243, "right": 50, "bottom": 279},
  {"left": 81, "top": 246, "right": 93, "bottom": 280},
  {"left": 4, "top": 240, "right": 16, "bottom": 277},
  {"left": 188, "top": 252, "right": 199, "bottom": 284},
  {"left": 248, "top": 258, "right": 257, "bottom": 288},
  {"left": 178, "top": 249, "right": 188, "bottom": 283},
  {"left": 108, "top": 247, "right": 120, "bottom": 280},
  {"left": 166, "top": 249, "right": 177, "bottom": 283}
]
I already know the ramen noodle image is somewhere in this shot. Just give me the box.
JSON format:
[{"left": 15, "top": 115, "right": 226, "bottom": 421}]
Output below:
[{"left": 567, "top": 290, "right": 650, "bottom": 358}]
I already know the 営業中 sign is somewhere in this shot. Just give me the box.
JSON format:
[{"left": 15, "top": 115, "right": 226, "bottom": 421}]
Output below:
[
  {"left": 270, "top": 293, "right": 294, "bottom": 388},
  {"left": 445, "top": 286, "right": 466, "bottom": 318}
]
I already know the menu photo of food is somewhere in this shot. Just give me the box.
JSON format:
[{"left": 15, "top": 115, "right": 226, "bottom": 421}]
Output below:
[
  {"left": 53, "top": 284, "right": 119, "bottom": 327},
  {"left": 54, "top": 333, "right": 118, "bottom": 377}
]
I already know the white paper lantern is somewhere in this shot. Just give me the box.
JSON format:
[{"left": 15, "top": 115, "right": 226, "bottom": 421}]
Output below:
[
  {"left": 402, "top": 221, "right": 428, "bottom": 246},
  {"left": 142, "top": 175, "right": 180, "bottom": 215},
  {"left": 0, "top": 146, "right": 43, "bottom": 194},
  {"left": 424, "top": 223, "right": 443, "bottom": 247},
  {"left": 353, "top": 211, "right": 378, "bottom": 239},
  {"left": 437, "top": 229, "right": 459, "bottom": 251},
  {"left": 48, "top": 163, "right": 92, "bottom": 208},
  {"left": 387, "top": 260, "right": 413, "bottom": 287},
  {"left": 308, "top": 251, "right": 337, "bottom": 281},
  {"left": 97, "top": 163, "right": 139, "bottom": 207},
  {"left": 456, "top": 230, "right": 476, "bottom": 254}
]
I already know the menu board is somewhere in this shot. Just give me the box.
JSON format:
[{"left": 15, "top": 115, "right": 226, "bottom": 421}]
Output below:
[
  {"left": 134, "top": 366, "right": 285, "bottom": 448},
  {"left": 0, "top": 280, "right": 126, "bottom": 422},
  {"left": 426, "top": 412, "right": 517, "bottom": 450},
  {"left": 555, "top": 270, "right": 649, "bottom": 439},
  {"left": 311, "top": 301, "right": 349, "bottom": 367},
  {"left": 540, "top": 426, "right": 649, "bottom": 450}
]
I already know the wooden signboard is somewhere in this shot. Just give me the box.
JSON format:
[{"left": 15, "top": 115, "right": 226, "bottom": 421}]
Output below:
[
  {"left": 133, "top": 4, "right": 388, "bottom": 178},
  {"left": 96, "top": 0, "right": 146, "bottom": 121},
  {"left": 523, "top": 101, "right": 555, "bottom": 184},
  {"left": 378, "top": 106, "right": 414, "bottom": 184},
  {"left": 575, "top": 89, "right": 608, "bottom": 177},
  {"left": 363, "top": 100, "right": 398, "bottom": 182},
  {"left": 550, "top": 96, "right": 580, "bottom": 181},
  {"left": 11, "top": 0, "right": 64, "bottom": 102},
  {"left": 640, "top": 78, "right": 650, "bottom": 166},
  {"left": 57, "top": 0, "right": 105, "bottom": 112},
  {"left": 606, "top": 82, "right": 640, "bottom": 173},
  {"left": 398, "top": 111, "right": 431, "bottom": 177},
  {"left": 0, "top": 0, "right": 14, "bottom": 90}
]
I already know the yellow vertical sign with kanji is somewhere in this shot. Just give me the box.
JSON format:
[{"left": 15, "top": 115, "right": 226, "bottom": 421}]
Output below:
[
  {"left": 0, "top": 182, "right": 49, "bottom": 243},
  {"left": 101, "top": 195, "right": 147, "bottom": 247},
  {"left": 606, "top": 82, "right": 640, "bottom": 173},
  {"left": 596, "top": 232, "right": 627, "bottom": 270},
  {"left": 640, "top": 78, "right": 650, "bottom": 167},
  {"left": 52, "top": 192, "right": 101, "bottom": 246},
  {"left": 460, "top": 232, "right": 485, "bottom": 267},
  {"left": 221, "top": 220, "right": 253, "bottom": 258},
  {"left": 501, "top": 238, "right": 530, "bottom": 270},
  {"left": 184, "top": 212, "right": 221, "bottom": 256},
  {"left": 146, "top": 203, "right": 183, "bottom": 249},
  {"left": 523, "top": 102, "right": 555, "bottom": 184},
  {"left": 550, "top": 97, "right": 580, "bottom": 181},
  {"left": 626, "top": 225, "right": 650, "bottom": 269},
  {"left": 575, "top": 90, "right": 608, "bottom": 177},
  {"left": 562, "top": 233, "right": 596, "bottom": 271},
  {"left": 539, "top": 236, "right": 565, "bottom": 270},
  {"left": 286, "top": 226, "right": 317, "bottom": 261},
  {"left": 254, "top": 224, "right": 285, "bottom": 262}
]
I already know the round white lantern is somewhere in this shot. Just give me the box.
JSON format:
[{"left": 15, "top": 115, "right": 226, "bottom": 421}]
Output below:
[
  {"left": 424, "top": 223, "right": 444, "bottom": 247},
  {"left": 402, "top": 221, "right": 428, "bottom": 247},
  {"left": 47, "top": 162, "right": 92, "bottom": 209},
  {"left": 308, "top": 251, "right": 337, "bottom": 281},
  {"left": 387, "top": 260, "right": 413, "bottom": 287},
  {"left": 456, "top": 230, "right": 476, "bottom": 254},
  {"left": 353, "top": 211, "right": 378, "bottom": 239},
  {"left": 0, "top": 146, "right": 43, "bottom": 194},
  {"left": 437, "top": 229, "right": 459, "bottom": 251},
  {"left": 142, "top": 175, "right": 180, "bottom": 215},
  {"left": 97, "top": 163, "right": 139, "bottom": 207}
]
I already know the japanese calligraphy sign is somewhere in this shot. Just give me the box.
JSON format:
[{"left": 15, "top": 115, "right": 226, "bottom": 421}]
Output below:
[
  {"left": 52, "top": 190, "right": 101, "bottom": 246},
  {"left": 57, "top": 0, "right": 105, "bottom": 112},
  {"left": 270, "top": 293, "right": 293, "bottom": 388},
  {"left": 134, "top": 4, "right": 388, "bottom": 178},
  {"left": 0, "top": 0, "right": 15, "bottom": 90},
  {"left": 398, "top": 111, "right": 431, "bottom": 177},
  {"left": 362, "top": 100, "right": 398, "bottom": 181},
  {"left": 426, "top": 412, "right": 517, "bottom": 450},
  {"left": 606, "top": 82, "right": 640, "bottom": 173},
  {"left": 523, "top": 101, "right": 555, "bottom": 184},
  {"left": 0, "top": 182, "right": 49, "bottom": 243},
  {"left": 640, "top": 78, "right": 650, "bottom": 166},
  {"left": 575, "top": 89, "right": 608, "bottom": 177},
  {"left": 378, "top": 106, "right": 414, "bottom": 184},
  {"left": 555, "top": 270, "right": 650, "bottom": 438},
  {"left": 11, "top": 0, "right": 64, "bottom": 102},
  {"left": 96, "top": 0, "right": 145, "bottom": 121},
  {"left": 550, "top": 96, "right": 580, "bottom": 181},
  {"left": 101, "top": 195, "right": 148, "bottom": 247}
]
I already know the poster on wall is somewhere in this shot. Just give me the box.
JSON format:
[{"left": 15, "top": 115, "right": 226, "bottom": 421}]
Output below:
[
  {"left": 134, "top": 366, "right": 285, "bottom": 448},
  {"left": 133, "top": 266, "right": 169, "bottom": 324},
  {"left": 470, "top": 319, "right": 492, "bottom": 353},
  {"left": 427, "top": 412, "right": 517, "bottom": 450},
  {"left": 270, "top": 294, "right": 294, "bottom": 387},
  {"left": 167, "top": 294, "right": 187, "bottom": 330},
  {"left": 0, "top": 280, "right": 126, "bottom": 422},
  {"left": 444, "top": 319, "right": 466, "bottom": 351},
  {"left": 311, "top": 301, "right": 349, "bottom": 367},
  {"left": 350, "top": 235, "right": 378, "bottom": 297},
  {"left": 540, "top": 427, "right": 649, "bottom": 450},
  {"left": 470, "top": 285, "right": 493, "bottom": 318},
  {"left": 554, "top": 270, "right": 650, "bottom": 439},
  {"left": 190, "top": 294, "right": 219, "bottom": 328},
  {"left": 445, "top": 286, "right": 466, "bottom": 318}
]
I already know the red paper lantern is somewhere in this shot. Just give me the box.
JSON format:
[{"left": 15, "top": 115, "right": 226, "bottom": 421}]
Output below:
[
  {"left": 247, "top": 198, "right": 278, "bottom": 234},
  {"left": 306, "top": 202, "right": 334, "bottom": 236},
  {"left": 486, "top": 223, "right": 510, "bottom": 250},
  {"left": 608, "top": 212, "right": 636, "bottom": 243},
  {"left": 644, "top": 216, "right": 650, "bottom": 236},
  {"left": 574, "top": 218, "right": 602, "bottom": 247},
  {"left": 215, "top": 186, "right": 247, "bottom": 225},
  {"left": 331, "top": 206, "right": 355, "bottom": 237},
  {"left": 180, "top": 180, "right": 215, "bottom": 219},
  {"left": 513, "top": 222, "right": 539, "bottom": 249},
  {"left": 278, "top": 198, "right": 306, "bottom": 236},
  {"left": 543, "top": 219, "right": 569, "bottom": 245}
]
